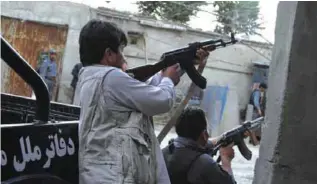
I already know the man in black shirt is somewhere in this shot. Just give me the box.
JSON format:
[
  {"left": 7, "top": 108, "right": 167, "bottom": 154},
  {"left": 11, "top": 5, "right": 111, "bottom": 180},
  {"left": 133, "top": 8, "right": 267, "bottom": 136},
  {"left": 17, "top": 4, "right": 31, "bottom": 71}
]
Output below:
[
  {"left": 162, "top": 106, "right": 236, "bottom": 184},
  {"left": 71, "top": 63, "right": 83, "bottom": 90},
  {"left": 71, "top": 63, "right": 83, "bottom": 103},
  {"left": 249, "top": 82, "right": 267, "bottom": 142}
]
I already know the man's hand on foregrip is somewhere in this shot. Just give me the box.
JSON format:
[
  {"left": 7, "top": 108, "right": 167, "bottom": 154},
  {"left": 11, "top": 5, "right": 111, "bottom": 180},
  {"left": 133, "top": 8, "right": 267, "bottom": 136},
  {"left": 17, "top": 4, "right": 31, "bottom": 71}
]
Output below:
[{"left": 194, "top": 48, "right": 210, "bottom": 65}]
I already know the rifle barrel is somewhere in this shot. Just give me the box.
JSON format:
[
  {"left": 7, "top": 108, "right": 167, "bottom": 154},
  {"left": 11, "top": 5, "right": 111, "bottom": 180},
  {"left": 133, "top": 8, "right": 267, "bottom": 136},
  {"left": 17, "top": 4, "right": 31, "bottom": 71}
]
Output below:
[
  {"left": 250, "top": 116, "right": 264, "bottom": 123},
  {"left": 248, "top": 116, "right": 264, "bottom": 131},
  {"left": 210, "top": 116, "right": 264, "bottom": 154}
]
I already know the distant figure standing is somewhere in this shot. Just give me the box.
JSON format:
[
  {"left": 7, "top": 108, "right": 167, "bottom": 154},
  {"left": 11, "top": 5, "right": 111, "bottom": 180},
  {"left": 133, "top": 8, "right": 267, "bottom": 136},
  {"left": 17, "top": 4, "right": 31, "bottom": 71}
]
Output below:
[
  {"left": 71, "top": 63, "right": 83, "bottom": 103},
  {"left": 38, "top": 49, "right": 57, "bottom": 100},
  {"left": 71, "top": 63, "right": 83, "bottom": 90},
  {"left": 249, "top": 82, "right": 267, "bottom": 141}
]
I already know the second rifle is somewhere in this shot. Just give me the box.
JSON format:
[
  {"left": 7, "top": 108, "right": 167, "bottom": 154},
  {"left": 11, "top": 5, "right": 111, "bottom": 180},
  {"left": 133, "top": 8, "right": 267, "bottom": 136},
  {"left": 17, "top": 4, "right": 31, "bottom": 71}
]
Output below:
[{"left": 210, "top": 117, "right": 265, "bottom": 162}]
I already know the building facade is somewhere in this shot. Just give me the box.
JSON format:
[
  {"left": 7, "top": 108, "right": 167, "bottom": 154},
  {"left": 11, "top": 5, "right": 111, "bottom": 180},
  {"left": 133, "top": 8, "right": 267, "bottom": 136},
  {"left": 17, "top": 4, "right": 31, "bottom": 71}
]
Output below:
[{"left": 1, "top": 1, "right": 273, "bottom": 117}]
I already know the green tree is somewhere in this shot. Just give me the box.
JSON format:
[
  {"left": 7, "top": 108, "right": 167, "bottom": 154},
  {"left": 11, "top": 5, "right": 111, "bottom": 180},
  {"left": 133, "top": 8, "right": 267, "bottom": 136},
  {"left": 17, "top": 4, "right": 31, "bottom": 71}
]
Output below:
[
  {"left": 212, "top": 1, "right": 263, "bottom": 35},
  {"left": 136, "top": 1, "right": 207, "bottom": 23}
]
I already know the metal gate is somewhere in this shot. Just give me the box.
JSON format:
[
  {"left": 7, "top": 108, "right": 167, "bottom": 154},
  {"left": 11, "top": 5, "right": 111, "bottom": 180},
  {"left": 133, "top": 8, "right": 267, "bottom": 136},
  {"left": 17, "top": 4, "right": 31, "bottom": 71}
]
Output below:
[{"left": 1, "top": 16, "right": 68, "bottom": 99}]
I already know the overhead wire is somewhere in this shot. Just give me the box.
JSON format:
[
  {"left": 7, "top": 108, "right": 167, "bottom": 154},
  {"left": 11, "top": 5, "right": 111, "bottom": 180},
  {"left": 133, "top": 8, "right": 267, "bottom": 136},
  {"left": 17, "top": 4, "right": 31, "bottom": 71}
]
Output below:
[
  {"left": 166, "top": 1, "right": 273, "bottom": 60},
  {"left": 132, "top": 1, "right": 266, "bottom": 26},
  {"left": 110, "top": 1, "right": 272, "bottom": 65},
  {"left": 130, "top": 2, "right": 273, "bottom": 62},
  {"left": 143, "top": 34, "right": 249, "bottom": 68},
  {"left": 169, "top": 1, "right": 273, "bottom": 45},
  {"left": 170, "top": 1, "right": 265, "bottom": 21},
  {"left": 83, "top": 0, "right": 272, "bottom": 62}
]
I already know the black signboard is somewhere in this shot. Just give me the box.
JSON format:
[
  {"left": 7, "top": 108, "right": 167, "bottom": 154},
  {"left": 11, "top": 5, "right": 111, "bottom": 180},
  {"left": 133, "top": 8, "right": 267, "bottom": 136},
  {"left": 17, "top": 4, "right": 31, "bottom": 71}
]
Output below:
[
  {"left": 1, "top": 122, "right": 79, "bottom": 184},
  {"left": 1, "top": 93, "right": 81, "bottom": 124}
]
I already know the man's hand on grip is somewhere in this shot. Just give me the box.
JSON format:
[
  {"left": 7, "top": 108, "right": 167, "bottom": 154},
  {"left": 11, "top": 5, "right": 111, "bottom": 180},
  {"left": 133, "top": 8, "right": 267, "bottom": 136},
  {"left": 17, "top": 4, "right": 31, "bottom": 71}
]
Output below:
[
  {"left": 194, "top": 48, "right": 209, "bottom": 65},
  {"left": 162, "top": 64, "right": 181, "bottom": 86},
  {"left": 220, "top": 143, "right": 235, "bottom": 165}
]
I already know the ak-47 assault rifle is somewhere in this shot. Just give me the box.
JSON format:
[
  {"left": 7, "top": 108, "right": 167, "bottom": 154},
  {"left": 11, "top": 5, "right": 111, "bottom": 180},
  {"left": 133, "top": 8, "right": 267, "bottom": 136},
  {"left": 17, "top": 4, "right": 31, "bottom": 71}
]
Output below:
[
  {"left": 126, "top": 33, "right": 238, "bottom": 89},
  {"left": 210, "top": 117, "right": 265, "bottom": 162}
]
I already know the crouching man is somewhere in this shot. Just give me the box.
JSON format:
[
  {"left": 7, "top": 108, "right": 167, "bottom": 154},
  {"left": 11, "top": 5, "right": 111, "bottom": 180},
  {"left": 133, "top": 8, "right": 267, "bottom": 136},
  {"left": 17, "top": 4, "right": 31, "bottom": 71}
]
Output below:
[{"left": 162, "top": 106, "right": 236, "bottom": 184}]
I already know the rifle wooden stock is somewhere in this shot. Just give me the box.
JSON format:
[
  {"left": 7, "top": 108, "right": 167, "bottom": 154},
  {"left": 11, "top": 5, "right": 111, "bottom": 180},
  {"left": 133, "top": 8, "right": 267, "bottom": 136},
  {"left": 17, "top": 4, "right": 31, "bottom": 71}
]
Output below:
[{"left": 126, "top": 58, "right": 177, "bottom": 82}]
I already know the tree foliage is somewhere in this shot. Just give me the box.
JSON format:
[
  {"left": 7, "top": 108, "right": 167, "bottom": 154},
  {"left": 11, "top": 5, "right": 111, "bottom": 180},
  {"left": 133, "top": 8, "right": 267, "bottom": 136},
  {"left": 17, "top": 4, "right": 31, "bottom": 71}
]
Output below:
[
  {"left": 136, "top": 1, "right": 207, "bottom": 23},
  {"left": 212, "top": 1, "right": 263, "bottom": 35}
]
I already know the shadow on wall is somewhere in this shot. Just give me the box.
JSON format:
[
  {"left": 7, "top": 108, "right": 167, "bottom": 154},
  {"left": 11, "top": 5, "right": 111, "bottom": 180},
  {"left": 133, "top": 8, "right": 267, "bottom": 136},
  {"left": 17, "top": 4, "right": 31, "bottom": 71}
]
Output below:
[
  {"left": 218, "top": 89, "right": 240, "bottom": 136},
  {"left": 200, "top": 85, "right": 229, "bottom": 136}
]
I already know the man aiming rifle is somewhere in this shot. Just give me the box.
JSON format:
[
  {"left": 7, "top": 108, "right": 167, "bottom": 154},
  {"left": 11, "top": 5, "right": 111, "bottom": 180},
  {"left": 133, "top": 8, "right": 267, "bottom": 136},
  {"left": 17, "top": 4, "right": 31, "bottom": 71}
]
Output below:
[
  {"left": 162, "top": 106, "right": 237, "bottom": 184},
  {"left": 163, "top": 106, "right": 264, "bottom": 184},
  {"left": 74, "top": 19, "right": 210, "bottom": 184}
]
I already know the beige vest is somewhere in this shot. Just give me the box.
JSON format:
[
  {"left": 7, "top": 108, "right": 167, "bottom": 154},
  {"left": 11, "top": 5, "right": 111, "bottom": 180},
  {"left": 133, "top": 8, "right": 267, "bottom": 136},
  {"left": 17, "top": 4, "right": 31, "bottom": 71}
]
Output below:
[{"left": 76, "top": 67, "right": 158, "bottom": 184}]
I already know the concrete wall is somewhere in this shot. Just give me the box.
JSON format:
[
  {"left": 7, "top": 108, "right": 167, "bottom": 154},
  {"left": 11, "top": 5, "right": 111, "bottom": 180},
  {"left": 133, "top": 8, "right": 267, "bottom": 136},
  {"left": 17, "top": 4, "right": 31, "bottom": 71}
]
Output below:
[
  {"left": 1, "top": 1, "right": 273, "bottom": 111},
  {"left": 96, "top": 8, "right": 273, "bottom": 111},
  {"left": 253, "top": 2, "right": 317, "bottom": 184}
]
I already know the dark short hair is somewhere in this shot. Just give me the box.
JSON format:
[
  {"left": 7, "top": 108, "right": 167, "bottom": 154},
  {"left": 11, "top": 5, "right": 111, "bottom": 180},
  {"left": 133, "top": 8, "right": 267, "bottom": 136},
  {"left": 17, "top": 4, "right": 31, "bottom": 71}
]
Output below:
[
  {"left": 79, "top": 19, "right": 128, "bottom": 66},
  {"left": 259, "top": 83, "right": 267, "bottom": 89},
  {"left": 175, "top": 106, "right": 207, "bottom": 141}
]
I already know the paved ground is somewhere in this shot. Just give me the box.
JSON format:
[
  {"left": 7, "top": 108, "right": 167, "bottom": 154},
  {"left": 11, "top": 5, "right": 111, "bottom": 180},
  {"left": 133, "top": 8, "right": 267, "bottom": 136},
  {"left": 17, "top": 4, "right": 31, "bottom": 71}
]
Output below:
[{"left": 155, "top": 126, "right": 259, "bottom": 184}]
